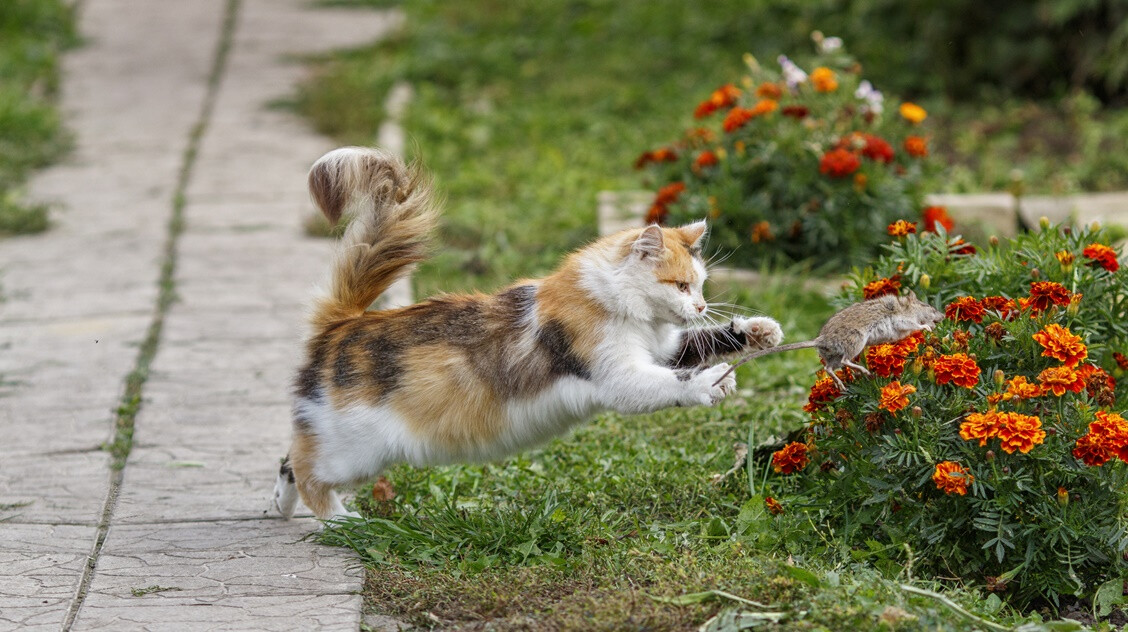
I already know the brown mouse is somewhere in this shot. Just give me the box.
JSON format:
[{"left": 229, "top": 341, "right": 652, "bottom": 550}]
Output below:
[{"left": 714, "top": 293, "right": 943, "bottom": 389}]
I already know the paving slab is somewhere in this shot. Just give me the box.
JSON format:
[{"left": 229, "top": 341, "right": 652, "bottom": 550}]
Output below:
[
  {"left": 0, "top": 525, "right": 97, "bottom": 631},
  {"left": 72, "top": 594, "right": 360, "bottom": 632}
]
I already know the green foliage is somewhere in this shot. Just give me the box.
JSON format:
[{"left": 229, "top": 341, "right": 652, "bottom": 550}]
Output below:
[
  {"left": 641, "top": 41, "right": 938, "bottom": 271},
  {"left": 0, "top": 0, "right": 75, "bottom": 237},
  {"left": 765, "top": 224, "right": 1128, "bottom": 608}
]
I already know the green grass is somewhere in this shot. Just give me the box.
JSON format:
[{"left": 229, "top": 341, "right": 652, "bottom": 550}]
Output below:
[{"left": 0, "top": 0, "right": 76, "bottom": 236}]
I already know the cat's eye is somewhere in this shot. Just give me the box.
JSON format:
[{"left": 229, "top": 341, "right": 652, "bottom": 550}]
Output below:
[{"left": 676, "top": 281, "right": 690, "bottom": 293}]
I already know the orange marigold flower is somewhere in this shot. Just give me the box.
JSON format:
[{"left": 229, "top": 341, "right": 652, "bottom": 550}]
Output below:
[
  {"left": 960, "top": 411, "right": 1001, "bottom": 446},
  {"left": 772, "top": 442, "right": 810, "bottom": 474},
  {"left": 764, "top": 496, "right": 784, "bottom": 515},
  {"left": 933, "top": 353, "right": 980, "bottom": 388},
  {"left": 879, "top": 381, "right": 916, "bottom": 413},
  {"left": 634, "top": 147, "right": 678, "bottom": 169},
  {"left": 1056, "top": 250, "right": 1075, "bottom": 268},
  {"left": 722, "top": 107, "right": 754, "bottom": 132},
  {"left": 933, "top": 461, "right": 972, "bottom": 496},
  {"left": 810, "top": 66, "right": 838, "bottom": 92},
  {"left": 996, "top": 412, "right": 1046, "bottom": 454},
  {"left": 1091, "top": 411, "right": 1128, "bottom": 461},
  {"left": 887, "top": 220, "right": 917, "bottom": 237},
  {"left": 1026, "top": 281, "right": 1072, "bottom": 312},
  {"left": 1073, "top": 433, "right": 1113, "bottom": 466},
  {"left": 950, "top": 238, "right": 977, "bottom": 256},
  {"left": 1038, "top": 365, "right": 1086, "bottom": 397},
  {"left": 904, "top": 136, "right": 928, "bottom": 157},
  {"left": 1032, "top": 324, "right": 1087, "bottom": 367},
  {"left": 694, "top": 150, "right": 719, "bottom": 170},
  {"left": 861, "top": 134, "right": 895, "bottom": 163},
  {"left": 922, "top": 205, "right": 954, "bottom": 232},
  {"left": 862, "top": 275, "right": 901, "bottom": 300},
  {"left": 751, "top": 98, "right": 779, "bottom": 117},
  {"left": 694, "top": 83, "right": 741, "bottom": 118},
  {"left": 819, "top": 148, "right": 861, "bottom": 178},
  {"left": 645, "top": 204, "right": 668, "bottom": 225},
  {"left": 866, "top": 344, "right": 907, "bottom": 378},
  {"left": 981, "top": 296, "right": 1017, "bottom": 319},
  {"left": 1003, "top": 375, "right": 1043, "bottom": 400},
  {"left": 1115, "top": 352, "right": 1128, "bottom": 370},
  {"left": 803, "top": 377, "right": 842, "bottom": 413},
  {"left": 781, "top": 105, "right": 809, "bottom": 119},
  {"left": 900, "top": 102, "right": 928, "bottom": 124},
  {"left": 1082, "top": 243, "right": 1120, "bottom": 272},
  {"left": 756, "top": 82, "right": 783, "bottom": 99},
  {"left": 751, "top": 220, "right": 773, "bottom": 243},
  {"left": 945, "top": 296, "right": 985, "bottom": 323}
]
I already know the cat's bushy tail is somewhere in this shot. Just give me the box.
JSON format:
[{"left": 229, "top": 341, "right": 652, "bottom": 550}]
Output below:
[{"left": 307, "top": 146, "right": 439, "bottom": 329}]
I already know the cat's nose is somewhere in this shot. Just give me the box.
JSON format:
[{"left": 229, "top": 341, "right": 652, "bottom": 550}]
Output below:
[{"left": 695, "top": 303, "right": 707, "bottom": 313}]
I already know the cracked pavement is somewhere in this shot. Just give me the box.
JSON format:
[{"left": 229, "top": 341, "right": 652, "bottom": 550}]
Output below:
[{"left": 0, "top": 0, "right": 402, "bottom": 629}]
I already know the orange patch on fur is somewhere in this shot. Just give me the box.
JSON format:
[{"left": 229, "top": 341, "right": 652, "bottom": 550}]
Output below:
[{"left": 289, "top": 432, "right": 336, "bottom": 518}]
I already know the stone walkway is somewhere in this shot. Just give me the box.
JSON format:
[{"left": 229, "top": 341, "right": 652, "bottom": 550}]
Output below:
[{"left": 0, "top": 0, "right": 402, "bottom": 629}]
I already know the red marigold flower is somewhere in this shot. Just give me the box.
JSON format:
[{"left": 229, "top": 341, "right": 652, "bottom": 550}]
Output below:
[
  {"left": 887, "top": 220, "right": 917, "bottom": 237},
  {"left": 1038, "top": 365, "right": 1086, "bottom": 397},
  {"left": 950, "top": 238, "right": 977, "bottom": 256},
  {"left": 1082, "top": 243, "right": 1120, "bottom": 272},
  {"left": 1115, "top": 352, "right": 1128, "bottom": 370},
  {"left": 694, "top": 150, "right": 718, "bottom": 170},
  {"left": 1073, "top": 433, "right": 1113, "bottom": 466},
  {"left": 904, "top": 136, "right": 928, "bottom": 157},
  {"left": 722, "top": 107, "right": 753, "bottom": 132},
  {"left": 981, "top": 296, "right": 1017, "bottom": 319},
  {"left": 861, "top": 134, "right": 895, "bottom": 163},
  {"left": 933, "top": 353, "right": 980, "bottom": 388},
  {"left": 960, "top": 412, "right": 1001, "bottom": 447},
  {"left": 772, "top": 442, "right": 810, "bottom": 474},
  {"left": 819, "top": 148, "right": 861, "bottom": 178},
  {"left": 781, "top": 105, "right": 809, "bottom": 119},
  {"left": 694, "top": 83, "right": 741, "bottom": 118},
  {"left": 1032, "top": 324, "right": 1087, "bottom": 367},
  {"left": 764, "top": 496, "right": 784, "bottom": 515},
  {"left": 945, "top": 296, "right": 985, "bottom": 323},
  {"left": 645, "top": 204, "right": 668, "bottom": 225},
  {"left": 633, "top": 147, "right": 678, "bottom": 169},
  {"left": 803, "top": 377, "right": 842, "bottom": 413},
  {"left": 922, "top": 206, "right": 954, "bottom": 232},
  {"left": 866, "top": 344, "right": 907, "bottom": 378},
  {"left": 862, "top": 275, "right": 901, "bottom": 299},
  {"left": 756, "top": 82, "right": 783, "bottom": 99},
  {"left": 1003, "top": 375, "right": 1042, "bottom": 400},
  {"left": 879, "top": 381, "right": 916, "bottom": 413},
  {"left": 933, "top": 461, "right": 973, "bottom": 496},
  {"left": 1026, "top": 281, "right": 1073, "bottom": 312},
  {"left": 653, "top": 182, "right": 686, "bottom": 206},
  {"left": 1078, "top": 364, "right": 1117, "bottom": 406},
  {"left": 996, "top": 412, "right": 1046, "bottom": 454}
]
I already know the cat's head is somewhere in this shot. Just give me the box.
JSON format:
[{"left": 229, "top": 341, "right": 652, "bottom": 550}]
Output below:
[{"left": 608, "top": 221, "right": 710, "bottom": 324}]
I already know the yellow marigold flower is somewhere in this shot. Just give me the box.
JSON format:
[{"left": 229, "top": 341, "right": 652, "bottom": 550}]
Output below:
[
  {"left": 1032, "top": 324, "right": 1087, "bottom": 367},
  {"left": 996, "top": 412, "right": 1046, "bottom": 454},
  {"left": 1003, "top": 375, "right": 1042, "bottom": 400},
  {"left": 887, "top": 220, "right": 917, "bottom": 237},
  {"left": 879, "top": 381, "right": 916, "bottom": 413},
  {"left": 764, "top": 496, "right": 784, "bottom": 515},
  {"left": 810, "top": 67, "right": 838, "bottom": 92},
  {"left": 1038, "top": 365, "right": 1086, "bottom": 397},
  {"left": 960, "top": 412, "right": 1001, "bottom": 447},
  {"left": 933, "top": 461, "right": 973, "bottom": 496},
  {"left": 899, "top": 102, "right": 927, "bottom": 124}
]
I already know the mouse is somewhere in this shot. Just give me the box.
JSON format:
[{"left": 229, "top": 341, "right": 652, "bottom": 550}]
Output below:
[{"left": 714, "top": 293, "right": 944, "bottom": 390}]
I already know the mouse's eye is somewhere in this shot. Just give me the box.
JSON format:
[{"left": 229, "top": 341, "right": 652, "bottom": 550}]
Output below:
[{"left": 676, "top": 281, "right": 690, "bottom": 293}]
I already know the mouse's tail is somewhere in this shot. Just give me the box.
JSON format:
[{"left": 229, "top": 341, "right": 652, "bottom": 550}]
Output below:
[{"left": 713, "top": 340, "right": 818, "bottom": 386}]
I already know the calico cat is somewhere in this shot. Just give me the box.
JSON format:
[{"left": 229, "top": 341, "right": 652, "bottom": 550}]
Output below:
[{"left": 272, "top": 147, "right": 784, "bottom": 520}]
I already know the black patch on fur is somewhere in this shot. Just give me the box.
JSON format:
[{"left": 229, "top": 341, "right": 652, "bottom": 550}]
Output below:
[
  {"left": 537, "top": 320, "right": 592, "bottom": 380},
  {"left": 294, "top": 336, "right": 329, "bottom": 401},
  {"left": 293, "top": 415, "right": 313, "bottom": 433},
  {"left": 408, "top": 299, "right": 486, "bottom": 344},
  {"left": 365, "top": 334, "right": 403, "bottom": 394},
  {"left": 674, "top": 368, "right": 698, "bottom": 382},
  {"left": 496, "top": 285, "right": 536, "bottom": 327},
  {"left": 333, "top": 330, "right": 366, "bottom": 388},
  {"left": 667, "top": 322, "right": 747, "bottom": 368},
  {"left": 279, "top": 459, "right": 295, "bottom": 484}
]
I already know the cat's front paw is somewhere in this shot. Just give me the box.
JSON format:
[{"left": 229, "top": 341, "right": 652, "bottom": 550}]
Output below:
[
  {"left": 690, "top": 363, "right": 736, "bottom": 406},
  {"left": 734, "top": 316, "right": 783, "bottom": 349}
]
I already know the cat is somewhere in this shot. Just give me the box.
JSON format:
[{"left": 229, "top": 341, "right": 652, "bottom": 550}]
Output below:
[{"left": 272, "top": 147, "right": 784, "bottom": 521}]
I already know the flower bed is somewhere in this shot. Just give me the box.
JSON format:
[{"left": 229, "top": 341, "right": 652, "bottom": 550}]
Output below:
[
  {"left": 762, "top": 221, "right": 1127, "bottom": 607},
  {"left": 635, "top": 35, "right": 941, "bottom": 270}
]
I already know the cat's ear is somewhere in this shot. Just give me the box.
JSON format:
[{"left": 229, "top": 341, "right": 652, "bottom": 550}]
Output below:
[
  {"left": 679, "top": 220, "right": 707, "bottom": 248},
  {"left": 632, "top": 225, "right": 665, "bottom": 259}
]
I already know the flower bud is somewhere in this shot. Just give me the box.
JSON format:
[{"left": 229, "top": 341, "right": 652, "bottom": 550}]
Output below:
[
  {"left": 893, "top": 428, "right": 902, "bottom": 435},
  {"left": 989, "top": 235, "right": 999, "bottom": 247},
  {"left": 1002, "top": 466, "right": 1010, "bottom": 474},
  {"left": 985, "top": 450, "right": 995, "bottom": 461},
  {"left": 1057, "top": 487, "right": 1069, "bottom": 507},
  {"left": 911, "top": 357, "right": 924, "bottom": 375},
  {"left": 1039, "top": 216, "right": 1050, "bottom": 230},
  {"left": 1067, "top": 295, "right": 1081, "bottom": 316},
  {"left": 1091, "top": 221, "right": 1101, "bottom": 232},
  {"left": 1063, "top": 226, "right": 1072, "bottom": 235},
  {"left": 994, "top": 369, "right": 1005, "bottom": 386},
  {"left": 918, "top": 274, "right": 931, "bottom": 290},
  {"left": 1046, "top": 427, "right": 1057, "bottom": 436},
  {"left": 1030, "top": 268, "right": 1040, "bottom": 279},
  {"left": 911, "top": 406, "right": 922, "bottom": 419}
]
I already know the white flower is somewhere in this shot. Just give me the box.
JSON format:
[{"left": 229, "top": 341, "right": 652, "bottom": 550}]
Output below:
[
  {"left": 778, "top": 55, "right": 808, "bottom": 90},
  {"left": 854, "top": 80, "right": 884, "bottom": 114},
  {"left": 819, "top": 36, "right": 843, "bottom": 53}
]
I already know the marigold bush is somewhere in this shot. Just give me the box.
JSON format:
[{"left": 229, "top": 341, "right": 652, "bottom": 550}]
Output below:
[
  {"left": 762, "top": 223, "right": 1128, "bottom": 607},
  {"left": 635, "top": 36, "right": 941, "bottom": 269}
]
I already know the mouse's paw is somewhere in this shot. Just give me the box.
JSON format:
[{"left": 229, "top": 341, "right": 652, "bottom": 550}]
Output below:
[
  {"left": 734, "top": 316, "right": 783, "bottom": 349},
  {"left": 690, "top": 363, "right": 736, "bottom": 406}
]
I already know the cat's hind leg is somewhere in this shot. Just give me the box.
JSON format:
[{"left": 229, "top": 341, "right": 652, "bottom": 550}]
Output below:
[
  {"left": 271, "top": 455, "right": 300, "bottom": 519},
  {"left": 289, "top": 432, "right": 361, "bottom": 523}
]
